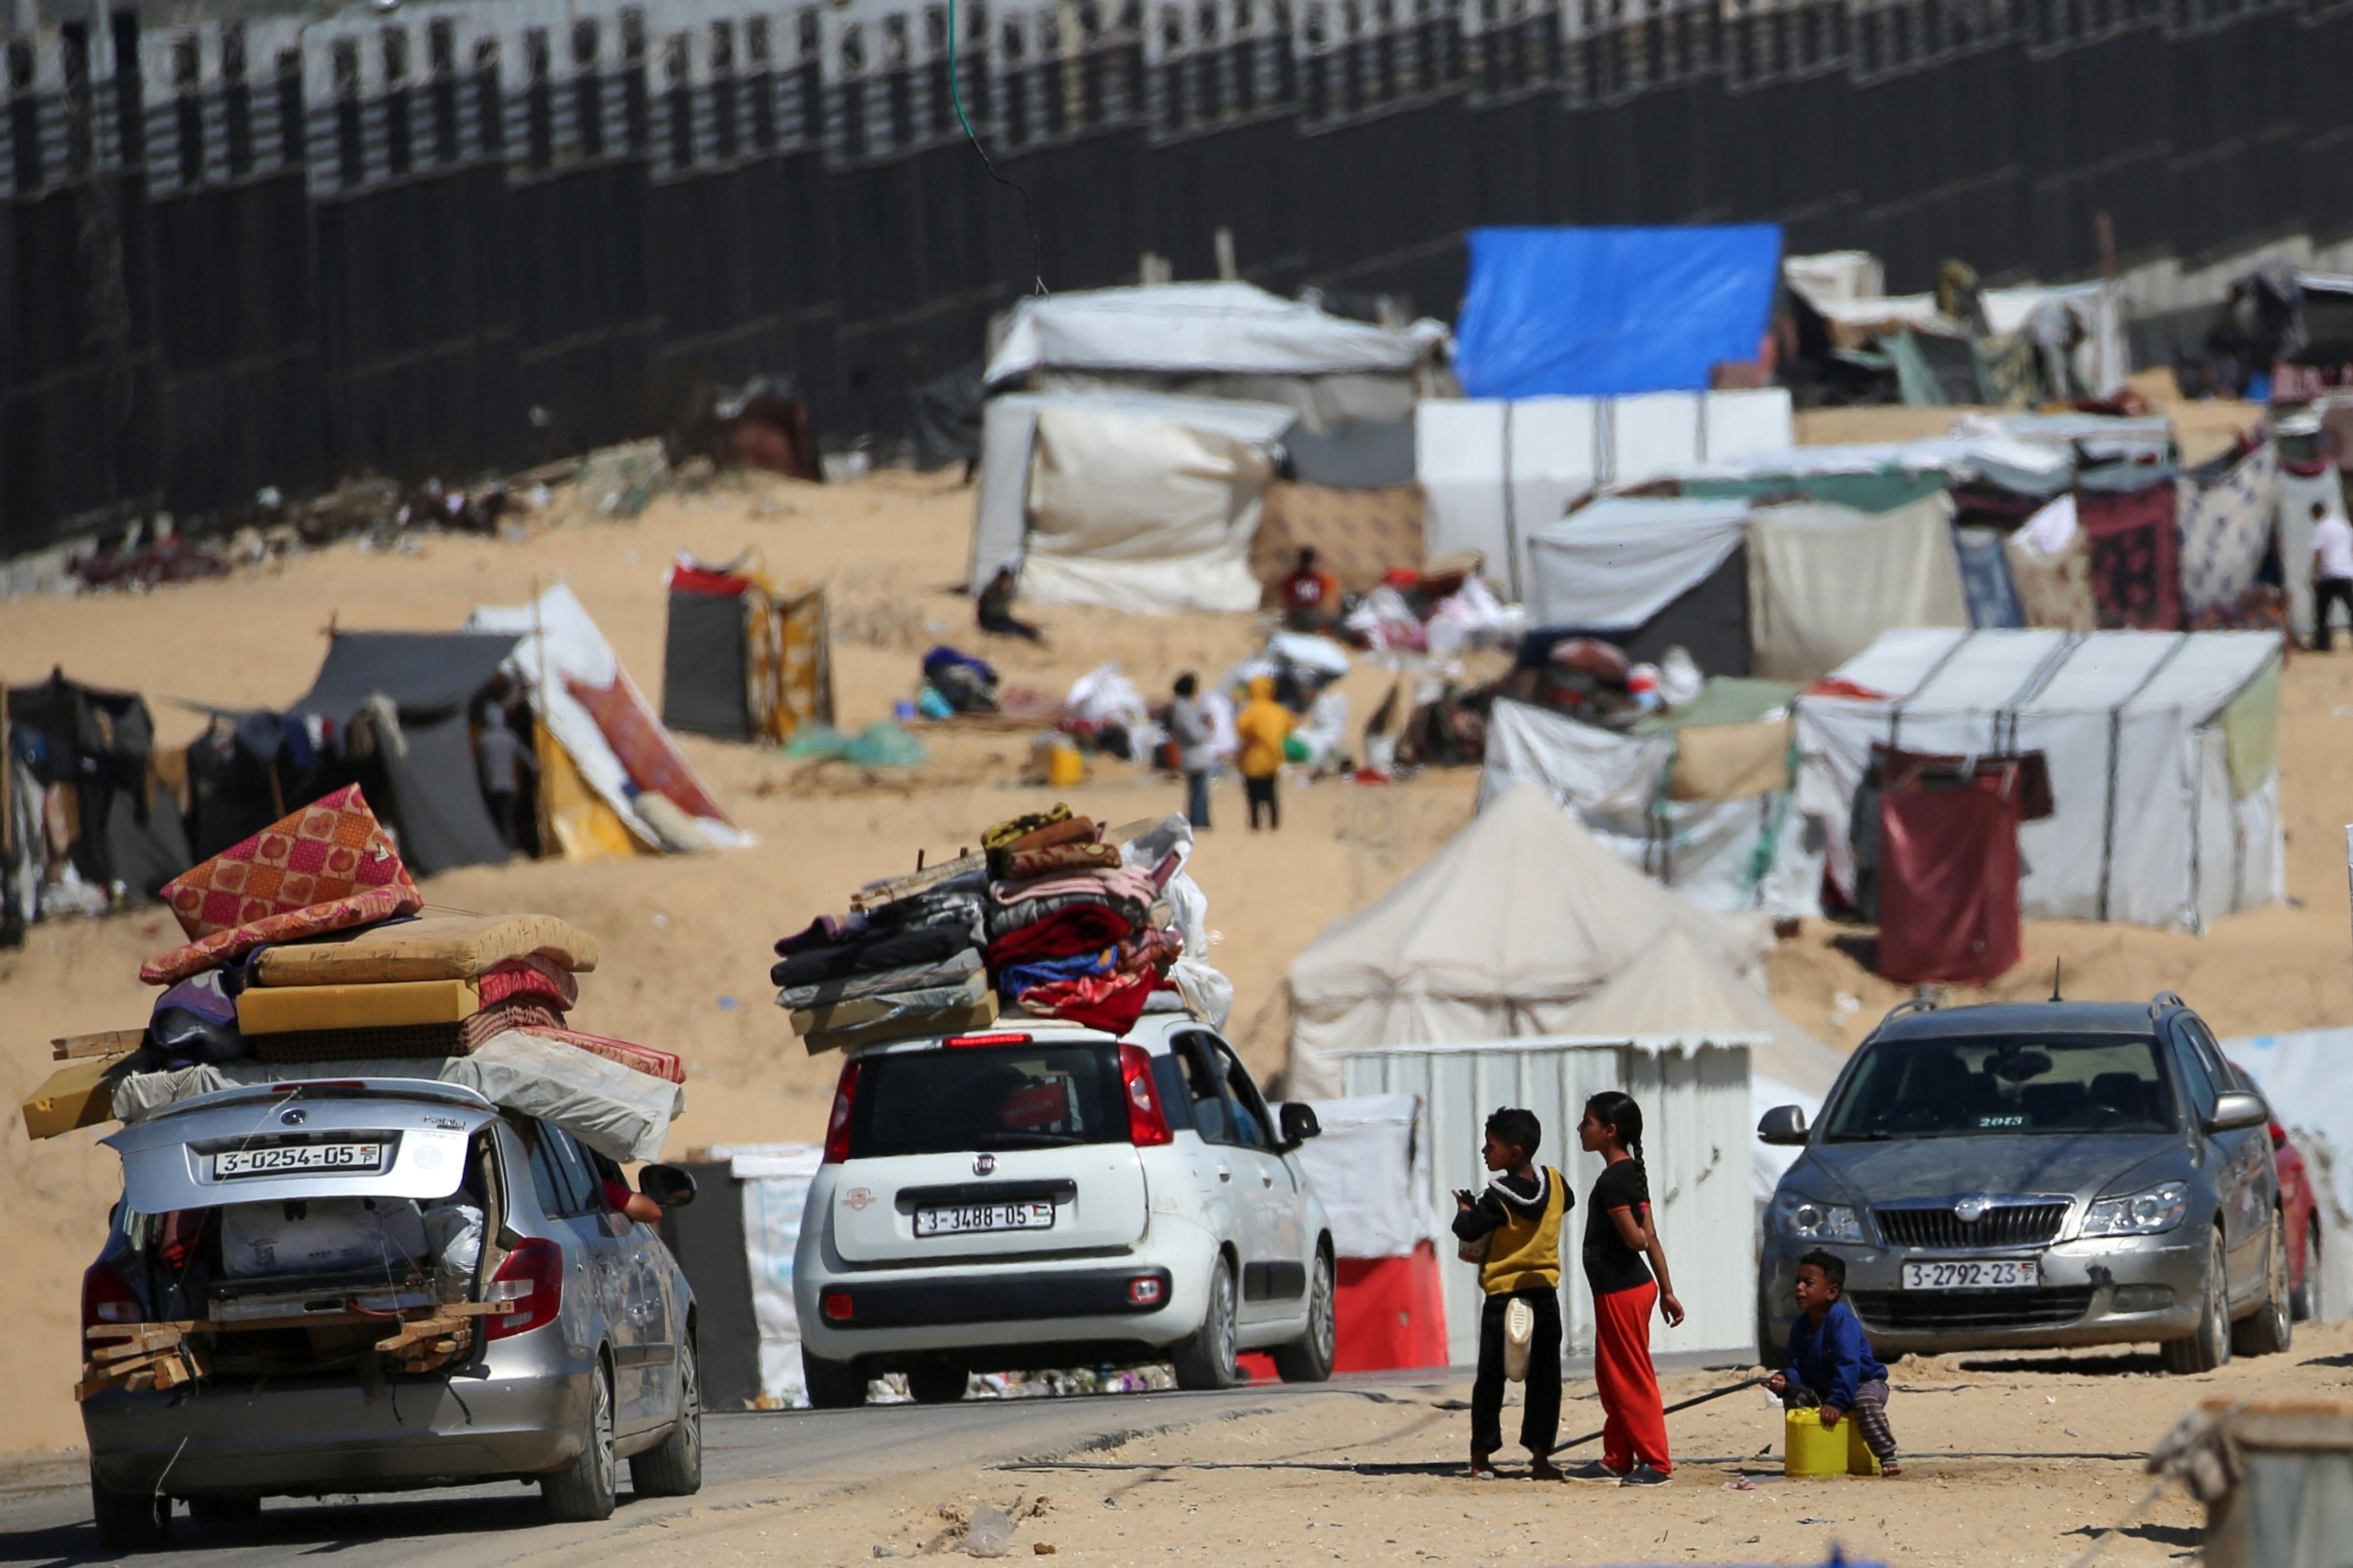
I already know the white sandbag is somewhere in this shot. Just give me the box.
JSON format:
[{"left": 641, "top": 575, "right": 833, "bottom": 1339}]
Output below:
[{"left": 221, "top": 1195, "right": 427, "bottom": 1278}]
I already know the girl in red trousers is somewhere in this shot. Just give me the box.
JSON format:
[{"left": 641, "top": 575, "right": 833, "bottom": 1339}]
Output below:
[{"left": 1572, "top": 1091, "right": 1685, "bottom": 1485}]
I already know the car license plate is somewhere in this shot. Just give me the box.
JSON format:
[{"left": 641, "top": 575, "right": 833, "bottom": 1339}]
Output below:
[
  {"left": 915, "top": 1201, "right": 1057, "bottom": 1236},
  {"left": 1901, "top": 1258, "right": 2040, "bottom": 1290},
  {"left": 214, "top": 1141, "right": 388, "bottom": 1180}
]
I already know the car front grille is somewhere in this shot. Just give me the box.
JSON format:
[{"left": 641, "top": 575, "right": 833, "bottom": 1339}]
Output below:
[
  {"left": 1875, "top": 1203, "right": 2069, "bottom": 1250},
  {"left": 1850, "top": 1288, "right": 2096, "bottom": 1333}
]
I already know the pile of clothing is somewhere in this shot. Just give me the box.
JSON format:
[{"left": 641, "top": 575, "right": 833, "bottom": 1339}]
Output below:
[
  {"left": 22, "top": 785, "right": 686, "bottom": 1164},
  {"left": 771, "top": 804, "right": 1230, "bottom": 1052}
]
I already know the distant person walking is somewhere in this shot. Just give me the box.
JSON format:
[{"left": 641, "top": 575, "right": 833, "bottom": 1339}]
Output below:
[
  {"left": 476, "top": 705, "right": 535, "bottom": 853},
  {"left": 1167, "top": 673, "right": 1215, "bottom": 830},
  {"left": 1573, "top": 1091, "right": 1684, "bottom": 1486},
  {"left": 1235, "top": 676, "right": 1293, "bottom": 832},
  {"left": 2312, "top": 500, "right": 2353, "bottom": 651},
  {"left": 978, "top": 564, "right": 1046, "bottom": 643}
]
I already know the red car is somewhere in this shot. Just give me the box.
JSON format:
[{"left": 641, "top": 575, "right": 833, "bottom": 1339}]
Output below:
[{"left": 2232, "top": 1059, "right": 2325, "bottom": 1320}]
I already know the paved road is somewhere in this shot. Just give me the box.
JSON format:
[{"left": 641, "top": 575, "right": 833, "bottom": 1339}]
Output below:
[{"left": 0, "top": 1380, "right": 1412, "bottom": 1568}]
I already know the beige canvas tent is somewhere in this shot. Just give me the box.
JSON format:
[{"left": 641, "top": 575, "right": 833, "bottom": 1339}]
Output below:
[
  {"left": 1556, "top": 926, "right": 1842, "bottom": 1095},
  {"left": 1283, "top": 784, "right": 1771, "bottom": 1098}
]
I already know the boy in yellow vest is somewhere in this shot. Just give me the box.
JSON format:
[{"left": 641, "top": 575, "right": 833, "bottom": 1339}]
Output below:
[{"left": 1452, "top": 1107, "right": 1573, "bottom": 1478}]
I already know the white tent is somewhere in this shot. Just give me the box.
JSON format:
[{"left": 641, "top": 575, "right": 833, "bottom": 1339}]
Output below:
[
  {"left": 1284, "top": 782, "right": 1771, "bottom": 1098},
  {"left": 1524, "top": 496, "right": 1750, "bottom": 630},
  {"left": 1745, "top": 492, "right": 1970, "bottom": 679},
  {"left": 965, "top": 390, "right": 1296, "bottom": 607},
  {"left": 1795, "top": 627, "right": 2285, "bottom": 931}
]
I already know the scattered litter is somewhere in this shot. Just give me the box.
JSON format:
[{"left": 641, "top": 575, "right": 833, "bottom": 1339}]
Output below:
[
  {"left": 1798, "top": 1517, "right": 1836, "bottom": 1525},
  {"left": 784, "top": 722, "right": 931, "bottom": 769},
  {"left": 874, "top": 1549, "right": 901, "bottom": 1559},
  {"left": 717, "top": 997, "right": 741, "bottom": 1010},
  {"left": 1722, "top": 1478, "right": 1756, "bottom": 1491},
  {"left": 964, "top": 1506, "right": 1014, "bottom": 1557},
  {"left": 1033, "top": 1546, "right": 1056, "bottom": 1557}
]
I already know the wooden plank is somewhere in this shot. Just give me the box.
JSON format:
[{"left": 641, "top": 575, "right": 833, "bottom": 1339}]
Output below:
[
  {"left": 51, "top": 1030, "right": 146, "bottom": 1062},
  {"left": 849, "top": 853, "right": 984, "bottom": 912},
  {"left": 87, "top": 1301, "right": 514, "bottom": 1341}
]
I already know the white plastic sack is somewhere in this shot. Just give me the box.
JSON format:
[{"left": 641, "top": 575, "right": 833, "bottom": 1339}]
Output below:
[
  {"left": 1120, "top": 814, "right": 1234, "bottom": 1027},
  {"left": 448, "top": 1033, "right": 684, "bottom": 1164},
  {"left": 221, "top": 1196, "right": 427, "bottom": 1278},
  {"left": 1065, "top": 662, "right": 1152, "bottom": 731}
]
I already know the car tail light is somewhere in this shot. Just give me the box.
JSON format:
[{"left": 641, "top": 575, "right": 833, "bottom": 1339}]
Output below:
[
  {"left": 822, "top": 1290, "right": 855, "bottom": 1323},
  {"left": 822, "top": 1059, "right": 862, "bottom": 1164},
  {"left": 944, "top": 1033, "right": 1033, "bottom": 1048},
  {"left": 484, "top": 1238, "right": 564, "bottom": 1340},
  {"left": 1120, "top": 1044, "right": 1173, "bottom": 1147},
  {"left": 80, "top": 1265, "right": 141, "bottom": 1331}
]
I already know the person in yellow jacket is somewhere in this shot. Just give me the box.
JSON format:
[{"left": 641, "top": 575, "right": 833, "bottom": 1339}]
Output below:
[
  {"left": 1452, "top": 1107, "right": 1572, "bottom": 1478},
  {"left": 1234, "top": 675, "right": 1294, "bottom": 832}
]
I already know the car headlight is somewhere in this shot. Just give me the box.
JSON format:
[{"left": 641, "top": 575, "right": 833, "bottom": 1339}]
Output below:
[
  {"left": 1772, "top": 1191, "right": 1863, "bottom": 1242},
  {"left": 2080, "top": 1180, "right": 2190, "bottom": 1238}
]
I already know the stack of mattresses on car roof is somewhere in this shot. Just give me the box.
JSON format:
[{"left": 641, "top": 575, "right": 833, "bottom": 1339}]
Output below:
[
  {"left": 771, "top": 804, "right": 1226, "bottom": 1052},
  {"left": 23, "top": 785, "right": 685, "bottom": 1165}
]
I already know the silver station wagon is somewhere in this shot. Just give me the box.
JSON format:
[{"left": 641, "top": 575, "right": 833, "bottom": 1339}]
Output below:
[
  {"left": 80, "top": 1079, "right": 703, "bottom": 1550},
  {"left": 1758, "top": 996, "right": 2287, "bottom": 1372}
]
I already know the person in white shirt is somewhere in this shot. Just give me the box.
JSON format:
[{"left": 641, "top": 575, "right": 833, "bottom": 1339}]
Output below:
[{"left": 2312, "top": 500, "right": 2353, "bottom": 652}]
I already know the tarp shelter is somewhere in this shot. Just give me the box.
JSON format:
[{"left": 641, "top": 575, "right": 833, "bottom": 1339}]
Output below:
[
  {"left": 2, "top": 671, "right": 192, "bottom": 924},
  {"left": 982, "top": 282, "right": 1447, "bottom": 432},
  {"left": 1524, "top": 496, "right": 1755, "bottom": 675},
  {"left": 1284, "top": 782, "right": 1770, "bottom": 1098},
  {"left": 1795, "top": 628, "right": 2285, "bottom": 931},
  {"left": 2226, "top": 1023, "right": 2353, "bottom": 1321},
  {"left": 1872, "top": 748, "right": 2039, "bottom": 985},
  {"left": 1682, "top": 427, "right": 2074, "bottom": 504},
  {"left": 1478, "top": 692, "right": 1820, "bottom": 916},
  {"left": 470, "top": 584, "right": 748, "bottom": 859},
  {"left": 1745, "top": 492, "right": 1971, "bottom": 679},
  {"left": 662, "top": 554, "right": 834, "bottom": 745},
  {"left": 967, "top": 391, "right": 1298, "bottom": 612},
  {"left": 1290, "top": 1095, "right": 1450, "bottom": 1372},
  {"left": 1416, "top": 390, "right": 1792, "bottom": 598},
  {"left": 1453, "top": 226, "right": 1783, "bottom": 399}
]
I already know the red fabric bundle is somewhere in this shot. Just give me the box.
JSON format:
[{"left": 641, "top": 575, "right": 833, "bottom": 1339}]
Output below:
[
  {"left": 1013, "top": 967, "right": 1156, "bottom": 1036},
  {"left": 987, "top": 902, "right": 1139, "bottom": 964},
  {"left": 515, "top": 1024, "right": 688, "bottom": 1085},
  {"left": 477, "top": 954, "right": 580, "bottom": 1011}
]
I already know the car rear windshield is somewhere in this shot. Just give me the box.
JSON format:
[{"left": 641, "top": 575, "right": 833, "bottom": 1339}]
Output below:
[
  {"left": 1823, "top": 1033, "right": 2178, "bottom": 1141},
  {"left": 849, "top": 1043, "right": 1126, "bottom": 1158}
]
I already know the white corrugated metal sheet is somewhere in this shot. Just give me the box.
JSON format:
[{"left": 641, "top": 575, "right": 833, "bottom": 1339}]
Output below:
[{"left": 1336, "top": 1036, "right": 1756, "bottom": 1368}]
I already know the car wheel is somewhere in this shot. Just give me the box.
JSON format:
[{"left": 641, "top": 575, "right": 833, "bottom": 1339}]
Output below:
[
  {"left": 543, "top": 1360, "right": 618, "bottom": 1523},
  {"left": 2292, "top": 1218, "right": 2321, "bottom": 1322},
  {"left": 89, "top": 1467, "right": 169, "bottom": 1551},
  {"left": 1170, "top": 1255, "right": 1240, "bottom": 1390},
  {"left": 802, "top": 1350, "right": 869, "bottom": 1409},
  {"left": 189, "top": 1496, "right": 263, "bottom": 1526},
  {"left": 630, "top": 1334, "right": 705, "bottom": 1498},
  {"left": 2231, "top": 1218, "right": 2293, "bottom": 1357},
  {"left": 905, "top": 1364, "right": 970, "bottom": 1405},
  {"left": 1272, "top": 1249, "right": 1337, "bottom": 1383},
  {"left": 2161, "top": 1230, "right": 2232, "bottom": 1375}
]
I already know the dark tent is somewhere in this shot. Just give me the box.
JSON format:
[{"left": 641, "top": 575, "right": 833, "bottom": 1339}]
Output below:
[
  {"left": 1618, "top": 543, "right": 1752, "bottom": 677},
  {"left": 1282, "top": 417, "right": 1417, "bottom": 489},
  {"left": 3, "top": 669, "right": 194, "bottom": 925},
  {"left": 664, "top": 583, "right": 754, "bottom": 740},
  {"left": 662, "top": 558, "right": 833, "bottom": 745}
]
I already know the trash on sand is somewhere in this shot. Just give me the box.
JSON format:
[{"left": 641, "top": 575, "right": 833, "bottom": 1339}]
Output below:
[{"left": 964, "top": 1506, "right": 1015, "bottom": 1557}]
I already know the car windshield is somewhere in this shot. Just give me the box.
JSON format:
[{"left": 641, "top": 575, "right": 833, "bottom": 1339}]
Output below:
[
  {"left": 1822, "top": 1033, "right": 2178, "bottom": 1141},
  {"left": 848, "top": 1043, "right": 1125, "bottom": 1158}
]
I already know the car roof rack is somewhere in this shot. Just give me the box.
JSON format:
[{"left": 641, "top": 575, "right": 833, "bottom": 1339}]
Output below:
[
  {"left": 2149, "top": 990, "right": 2186, "bottom": 1016},
  {"left": 1880, "top": 995, "right": 1940, "bottom": 1025}
]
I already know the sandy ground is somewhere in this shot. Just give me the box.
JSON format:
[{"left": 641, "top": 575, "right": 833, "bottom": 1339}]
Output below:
[
  {"left": 0, "top": 386, "right": 2341, "bottom": 1457},
  {"left": 535, "top": 1323, "right": 2353, "bottom": 1568}
]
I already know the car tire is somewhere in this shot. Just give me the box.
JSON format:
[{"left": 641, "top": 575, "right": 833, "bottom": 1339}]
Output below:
[
  {"left": 1272, "top": 1249, "right": 1337, "bottom": 1383},
  {"left": 802, "top": 1350, "right": 869, "bottom": 1409},
  {"left": 1170, "top": 1255, "right": 1240, "bottom": 1390},
  {"left": 189, "top": 1496, "right": 263, "bottom": 1525},
  {"left": 543, "top": 1360, "right": 619, "bottom": 1523},
  {"left": 2292, "top": 1218, "right": 2321, "bottom": 1322},
  {"left": 630, "top": 1334, "right": 705, "bottom": 1498},
  {"left": 2231, "top": 1218, "right": 2293, "bottom": 1357},
  {"left": 905, "top": 1364, "right": 970, "bottom": 1405},
  {"left": 89, "top": 1467, "right": 169, "bottom": 1551},
  {"left": 2161, "top": 1230, "right": 2232, "bottom": 1375}
]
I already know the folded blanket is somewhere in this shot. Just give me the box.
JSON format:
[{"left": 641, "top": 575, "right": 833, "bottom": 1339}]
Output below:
[
  {"left": 768, "top": 925, "right": 970, "bottom": 989},
  {"left": 773, "top": 912, "right": 869, "bottom": 957},
  {"left": 865, "top": 889, "right": 985, "bottom": 942},
  {"left": 990, "top": 866, "right": 1160, "bottom": 908},
  {"left": 478, "top": 954, "right": 579, "bottom": 1011},
  {"left": 1001, "top": 841, "right": 1124, "bottom": 879},
  {"left": 515, "top": 1024, "right": 687, "bottom": 1085},
  {"left": 982, "top": 805, "right": 1072, "bottom": 851},
  {"left": 984, "top": 890, "right": 1149, "bottom": 946},
  {"left": 1121, "top": 927, "right": 1185, "bottom": 974},
  {"left": 997, "top": 945, "right": 1119, "bottom": 997},
  {"left": 988, "top": 815, "right": 1098, "bottom": 876},
  {"left": 985, "top": 901, "right": 1140, "bottom": 964},
  {"left": 1015, "top": 967, "right": 1156, "bottom": 1036},
  {"left": 790, "top": 971, "right": 992, "bottom": 1038},
  {"left": 775, "top": 948, "right": 983, "bottom": 1011},
  {"left": 866, "top": 868, "right": 990, "bottom": 920}
]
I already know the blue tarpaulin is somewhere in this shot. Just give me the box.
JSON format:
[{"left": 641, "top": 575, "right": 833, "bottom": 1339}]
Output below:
[{"left": 1454, "top": 226, "right": 1785, "bottom": 398}]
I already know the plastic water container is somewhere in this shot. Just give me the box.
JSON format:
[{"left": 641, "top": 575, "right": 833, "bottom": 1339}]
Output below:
[
  {"left": 1047, "top": 739, "right": 1086, "bottom": 789},
  {"left": 1783, "top": 1407, "right": 1880, "bottom": 1477}
]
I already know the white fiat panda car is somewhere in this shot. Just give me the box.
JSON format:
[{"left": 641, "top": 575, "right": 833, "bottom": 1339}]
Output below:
[{"left": 793, "top": 1016, "right": 1334, "bottom": 1403}]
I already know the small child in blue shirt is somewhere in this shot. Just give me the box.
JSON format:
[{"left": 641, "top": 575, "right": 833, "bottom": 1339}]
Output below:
[{"left": 1767, "top": 1249, "right": 1900, "bottom": 1476}]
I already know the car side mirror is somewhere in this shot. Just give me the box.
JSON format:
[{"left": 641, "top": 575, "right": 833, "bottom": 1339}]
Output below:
[
  {"left": 637, "top": 1164, "right": 699, "bottom": 1208},
  {"left": 1757, "top": 1105, "right": 1810, "bottom": 1147},
  {"left": 1278, "top": 1102, "right": 1321, "bottom": 1149},
  {"left": 2205, "top": 1090, "right": 2270, "bottom": 1134}
]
